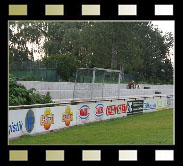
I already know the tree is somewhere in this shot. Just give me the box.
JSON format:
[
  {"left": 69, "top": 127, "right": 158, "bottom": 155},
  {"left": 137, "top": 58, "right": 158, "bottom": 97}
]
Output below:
[
  {"left": 134, "top": 22, "right": 174, "bottom": 83},
  {"left": 9, "top": 21, "right": 174, "bottom": 84},
  {"left": 9, "top": 21, "right": 47, "bottom": 62},
  {"left": 42, "top": 54, "right": 80, "bottom": 81}
]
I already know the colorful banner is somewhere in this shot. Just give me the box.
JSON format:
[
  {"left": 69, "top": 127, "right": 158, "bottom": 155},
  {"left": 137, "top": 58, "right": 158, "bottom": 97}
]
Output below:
[{"left": 8, "top": 96, "right": 170, "bottom": 139}]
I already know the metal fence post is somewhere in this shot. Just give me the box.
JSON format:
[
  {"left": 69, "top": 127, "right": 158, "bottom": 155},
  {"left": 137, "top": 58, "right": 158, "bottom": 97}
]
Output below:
[
  {"left": 92, "top": 67, "right": 96, "bottom": 83},
  {"left": 91, "top": 68, "right": 96, "bottom": 100},
  {"left": 73, "top": 70, "right": 78, "bottom": 100},
  {"left": 102, "top": 72, "right": 105, "bottom": 100},
  {"left": 118, "top": 72, "right": 121, "bottom": 99}
]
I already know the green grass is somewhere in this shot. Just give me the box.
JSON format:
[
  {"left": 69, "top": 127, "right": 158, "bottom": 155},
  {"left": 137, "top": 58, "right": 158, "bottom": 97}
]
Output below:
[{"left": 9, "top": 109, "right": 173, "bottom": 145}]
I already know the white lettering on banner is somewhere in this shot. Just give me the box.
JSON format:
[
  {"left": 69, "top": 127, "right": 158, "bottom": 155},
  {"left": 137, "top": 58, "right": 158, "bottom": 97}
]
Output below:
[
  {"left": 40, "top": 108, "right": 54, "bottom": 130},
  {"left": 41, "top": 116, "right": 54, "bottom": 125},
  {"left": 63, "top": 114, "right": 73, "bottom": 121}
]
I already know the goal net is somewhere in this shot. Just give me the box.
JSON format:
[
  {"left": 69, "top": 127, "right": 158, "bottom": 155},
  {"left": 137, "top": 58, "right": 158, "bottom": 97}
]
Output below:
[{"left": 73, "top": 67, "right": 123, "bottom": 100}]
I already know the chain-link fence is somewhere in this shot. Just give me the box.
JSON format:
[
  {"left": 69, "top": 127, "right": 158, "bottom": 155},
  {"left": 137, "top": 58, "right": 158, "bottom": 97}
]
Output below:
[
  {"left": 10, "top": 62, "right": 136, "bottom": 83},
  {"left": 10, "top": 61, "right": 58, "bottom": 82},
  {"left": 74, "top": 68, "right": 136, "bottom": 84}
]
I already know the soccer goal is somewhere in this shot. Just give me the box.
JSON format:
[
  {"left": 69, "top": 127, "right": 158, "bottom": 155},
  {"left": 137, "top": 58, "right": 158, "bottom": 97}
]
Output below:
[{"left": 73, "top": 67, "right": 124, "bottom": 100}]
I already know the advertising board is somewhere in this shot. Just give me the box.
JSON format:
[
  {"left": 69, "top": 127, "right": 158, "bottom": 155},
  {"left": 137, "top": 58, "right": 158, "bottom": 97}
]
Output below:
[
  {"left": 8, "top": 108, "right": 36, "bottom": 139},
  {"left": 156, "top": 97, "right": 167, "bottom": 111},
  {"left": 25, "top": 109, "right": 35, "bottom": 133},
  {"left": 8, "top": 96, "right": 170, "bottom": 139},
  {"left": 143, "top": 98, "right": 156, "bottom": 113},
  {"left": 62, "top": 106, "right": 73, "bottom": 126},
  {"left": 104, "top": 100, "right": 127, "bottom": 120},
  {"left": 77, "top": 104, "right": 93, "bottom": 124},
  {"left": 127, "top": 100, "right": 144, "bottom": 115},
  {"left": 95, "top": 103, "right": 105, "bottom": 121},
  {"left": 167, "top": 96, "right": 173, "bottom": 108}
]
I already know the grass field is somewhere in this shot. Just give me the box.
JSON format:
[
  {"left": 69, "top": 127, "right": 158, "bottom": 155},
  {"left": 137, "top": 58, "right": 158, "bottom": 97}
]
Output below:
[{"left": 9, "top": 109, "right": 173, "bottom": 145}]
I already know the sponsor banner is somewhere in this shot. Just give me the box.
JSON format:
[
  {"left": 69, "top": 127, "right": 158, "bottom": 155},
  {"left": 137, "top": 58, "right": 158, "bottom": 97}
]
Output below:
[
  {"left": 163, "top": 97, "right": 168, "bottom": 110},
  {"left": 95, "top": 103, "right": 105, "bottom": 121},
  {"left": 8, "top": 100, "right": 128, "bottom": 139},
  {"left": 127, "top": 100, "right": 144, "bottom": 115},
  {"left": 61, "top": 105, "right": 77, "bottom": 127},
  {"left": 156, "top": 97, "right": 167, "bottom": 111},
  {"left": 143, "top": 98, "right": 156, "bottom": 113},
  {"left": 62, "top": 106, "right": 73, "bottom": 126},
  {"left": 77, "top": 104, "right": 91, "bottom": 124},
  {"left": 9, "top": 97, "right": 169, "bottom": 139},
  {"left": 30, "top": 107, "right": 55, "bottom": 133},
  {"left": 25, "top": 109, "right": 35, "bottom": 133},
  {"left": 34, "top": 105, "right": 77, "bottom": 133},
  {"left": 167, "top": 96, "right": 173, "bottom": 108},
  {"left": 40, "top": 107, "right": 54, "bottom": 130},
  {"left": 8, "top": 105, "right": 78, "bottom": 139},
  {"left": 76, "top": 100, "right": 128, "bottom": 124},
  {"left": 77, "top": 100, "right": 128, "bottom": 124},
  {"left": 8, "top": 109, "right": 30, "bottom": 139},
  {"left": 104, "top": 100, "right": 127, "bottom": 120}
]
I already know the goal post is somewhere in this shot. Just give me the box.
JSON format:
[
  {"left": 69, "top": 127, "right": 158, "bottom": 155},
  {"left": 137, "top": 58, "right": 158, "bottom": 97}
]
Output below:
[
  {"left": 73, "top": 67, "right": 124, "bottom": 100},
  {"left": 75, "top": 67, "right": 123, "bottom": 83}
]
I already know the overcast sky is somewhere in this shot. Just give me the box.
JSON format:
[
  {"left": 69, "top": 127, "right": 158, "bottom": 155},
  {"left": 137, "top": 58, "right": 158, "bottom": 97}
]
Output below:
[{"left": 151, "top": 20, "right": 174, "bottom": 35}]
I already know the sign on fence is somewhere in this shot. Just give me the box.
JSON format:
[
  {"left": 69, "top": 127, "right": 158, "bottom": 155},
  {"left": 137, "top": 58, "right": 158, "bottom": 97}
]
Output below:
[
  {"left": 8, "top": 96, "right": 170, "bottom": 139},
  {"left": 143, "top": 98, "right": 156, "bottom": 113},
  {"left": 127, "top": 100, "right": 144, "bottom": 115}
]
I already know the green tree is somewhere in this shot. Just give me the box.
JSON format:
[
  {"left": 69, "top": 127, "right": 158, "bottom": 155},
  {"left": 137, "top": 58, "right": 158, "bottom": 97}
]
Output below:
[
  {"left": 135, "top": 22, "right": 174, "bottom": 83},
  {"left": 9, "top": 21, "right": 47, "bottom": 62},
  {"left": 42, "top": 54, "right": 80, "bottom": 81},
  {"left": 9, "top": 21, "right": 174, "bottom": 84}
]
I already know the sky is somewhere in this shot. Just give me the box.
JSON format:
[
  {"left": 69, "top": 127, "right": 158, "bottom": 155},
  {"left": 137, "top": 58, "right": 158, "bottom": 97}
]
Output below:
[{"left": 151, "top": 21, "right": 174, "bottom": 36}]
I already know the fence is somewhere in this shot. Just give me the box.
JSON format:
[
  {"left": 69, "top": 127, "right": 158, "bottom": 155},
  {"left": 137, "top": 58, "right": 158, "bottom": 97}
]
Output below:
[
  {"left": 10, "top": 62, "right": 138, "bottom": 83},
  {"left": 8, "top": 94, "right": 173, "bottom": 139},
  {"left": 10, "top": 61, "right": 58, "bottom": 82},
  {"left": 16, "top": 81, "right": 173, "bottom": 103},
  {"left": 72, "top": 83, "right": 173, "bottom": 101}
]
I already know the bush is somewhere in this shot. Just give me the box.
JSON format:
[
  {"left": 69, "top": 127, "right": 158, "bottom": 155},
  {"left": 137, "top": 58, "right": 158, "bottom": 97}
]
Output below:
[{"left": 9, "top": 74, "right": 53, "bottom": 106}]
